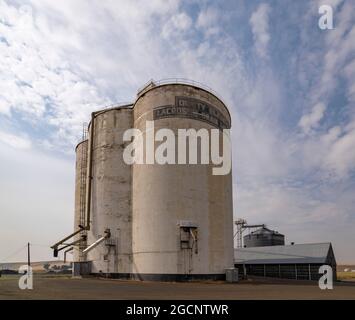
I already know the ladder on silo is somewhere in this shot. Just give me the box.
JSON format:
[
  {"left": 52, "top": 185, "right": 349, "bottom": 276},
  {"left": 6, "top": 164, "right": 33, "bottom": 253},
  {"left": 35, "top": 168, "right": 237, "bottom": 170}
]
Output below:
[{"left": 78, "top": 123, "right": 88, "bottom": 260}]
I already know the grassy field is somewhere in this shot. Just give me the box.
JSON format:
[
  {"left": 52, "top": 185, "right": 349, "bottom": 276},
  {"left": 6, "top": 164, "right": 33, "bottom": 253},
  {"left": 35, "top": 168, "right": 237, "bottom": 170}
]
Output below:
[
  {"left": 0, "top": 275, "right": 19, "bottom": 280},
  {"left": 337, "top": 272, "right": 355, "bottom": 281}
]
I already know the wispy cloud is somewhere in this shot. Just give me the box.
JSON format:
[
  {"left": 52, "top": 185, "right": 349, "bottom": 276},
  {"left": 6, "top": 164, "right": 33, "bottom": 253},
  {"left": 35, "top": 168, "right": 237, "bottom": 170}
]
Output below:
[
  {"left": 249, "top": 3, "right": 271, "bottom": 59},
  {"left": 196, "top": 6, "right": 220, "bottom": 36},
  {"left": 162, "top": 12, "right": 192, "bottom": 38},
  {"left": 298, "top": 102, "right": 326, "bottom": 134},
  {"left": 0, "top": 0, "right": 109, "bottom": 149},
  {"left": 0, "top": 130, "right": 31, "bottom": 149}
]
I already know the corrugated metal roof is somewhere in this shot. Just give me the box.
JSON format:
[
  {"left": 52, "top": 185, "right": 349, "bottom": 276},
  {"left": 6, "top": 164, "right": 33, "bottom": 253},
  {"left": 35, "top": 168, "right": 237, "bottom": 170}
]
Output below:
[{"left": 234, "top": 243, "right": 333, "bottom": 264}]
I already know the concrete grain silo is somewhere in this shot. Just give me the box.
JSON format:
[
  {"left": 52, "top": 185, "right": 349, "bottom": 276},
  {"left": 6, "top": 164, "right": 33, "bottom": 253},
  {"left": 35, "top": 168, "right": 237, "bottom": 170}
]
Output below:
[
  {"left": 53, "top": 79, "right": 234, "bottom": 281},
  {"left": 86, "top": 107, "right": 133, "bottom": 275},
  {"left": 132, "top": 82, "right": 233, "bottom": 280}
]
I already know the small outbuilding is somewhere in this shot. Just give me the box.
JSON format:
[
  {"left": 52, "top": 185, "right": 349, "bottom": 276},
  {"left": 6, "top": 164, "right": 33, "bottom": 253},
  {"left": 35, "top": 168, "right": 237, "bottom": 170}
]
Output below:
[{"left": 234, "top": 242, "right": 336, "bottom": 281}]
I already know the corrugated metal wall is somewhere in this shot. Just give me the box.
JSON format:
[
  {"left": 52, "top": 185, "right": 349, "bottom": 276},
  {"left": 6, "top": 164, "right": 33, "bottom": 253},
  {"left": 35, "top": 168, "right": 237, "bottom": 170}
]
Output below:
[{"left": 236, "top": 263, "right": 337, "bottom": 281}]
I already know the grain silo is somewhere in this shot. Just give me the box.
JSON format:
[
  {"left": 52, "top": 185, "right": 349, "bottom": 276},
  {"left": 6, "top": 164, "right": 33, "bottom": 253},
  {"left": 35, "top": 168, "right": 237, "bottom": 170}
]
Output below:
[
  {"left": 131, "top": 82, "right": 233, "bottom": 280},
  {"left": 85, "top": 106, "right": 134, "bottom": 275},
  {"left": 52, "top": 79, "right": 234, "bottom": 281},
  {"left": 243, "top": 227, "right": 285, "bottom": 248}
]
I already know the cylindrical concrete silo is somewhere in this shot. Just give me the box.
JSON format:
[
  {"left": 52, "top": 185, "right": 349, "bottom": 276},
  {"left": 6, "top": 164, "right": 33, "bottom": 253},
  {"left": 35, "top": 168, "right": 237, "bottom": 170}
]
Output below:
[
  {"left": 131, "top": 83, "right": 234, "bottom": 280},
  {"left": 85, "top": 107, "right": 133, "bottom": 274},
  {"left": 73, "top": 140, "right": 88, "bottom": 262}
]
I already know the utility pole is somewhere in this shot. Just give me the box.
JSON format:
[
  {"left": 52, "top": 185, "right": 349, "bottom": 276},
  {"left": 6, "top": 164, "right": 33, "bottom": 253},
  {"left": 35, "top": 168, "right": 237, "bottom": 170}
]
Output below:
[{"left": 27, "top": 242, "right": 31, "bottom": 267}]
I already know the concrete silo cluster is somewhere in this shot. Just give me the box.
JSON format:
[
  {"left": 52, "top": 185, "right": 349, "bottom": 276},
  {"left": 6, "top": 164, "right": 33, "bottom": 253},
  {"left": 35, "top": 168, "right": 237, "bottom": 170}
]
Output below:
[{"left": 54, "top": 80, "right": 234, "bottom": 281}]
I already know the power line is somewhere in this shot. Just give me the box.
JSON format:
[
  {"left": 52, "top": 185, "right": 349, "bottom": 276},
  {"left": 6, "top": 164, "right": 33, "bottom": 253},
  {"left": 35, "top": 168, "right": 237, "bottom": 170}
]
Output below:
[
  {"left": 31, "top": 243, "right": 52, "bottom": 248},
  {"left": 0, "top": 244, "right": 27, "bottom": 263}
]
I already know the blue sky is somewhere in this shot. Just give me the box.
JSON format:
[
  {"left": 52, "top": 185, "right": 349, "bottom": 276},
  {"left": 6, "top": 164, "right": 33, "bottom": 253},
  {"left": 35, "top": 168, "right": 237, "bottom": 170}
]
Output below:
[{"left": 0, "top": 0, "right": 354, "bottom": 263}]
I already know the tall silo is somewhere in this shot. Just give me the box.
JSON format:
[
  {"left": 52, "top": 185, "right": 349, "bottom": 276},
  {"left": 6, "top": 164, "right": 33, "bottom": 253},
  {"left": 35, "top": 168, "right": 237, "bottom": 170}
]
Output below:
[
  {"left": 85, "top": 106, "right": 133, "bottom": 274},
  {"left": 131, "top": 82, "right": 234, "bottom": 280},
  {"left": 58, "top": 80, "right": 234, "bottom": 280}
]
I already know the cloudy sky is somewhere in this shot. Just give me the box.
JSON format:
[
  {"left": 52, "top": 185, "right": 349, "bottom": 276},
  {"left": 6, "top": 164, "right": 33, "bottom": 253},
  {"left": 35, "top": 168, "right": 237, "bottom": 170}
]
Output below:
[{"left": 0, "top": 0, "right": 354, "bottom": 264}]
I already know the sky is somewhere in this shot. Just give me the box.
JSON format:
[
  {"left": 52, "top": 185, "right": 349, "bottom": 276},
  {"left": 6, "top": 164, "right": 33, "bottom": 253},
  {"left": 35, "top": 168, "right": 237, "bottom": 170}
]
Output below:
[{"left": 0, "top": 0, "right": 354, "bottom": 264}]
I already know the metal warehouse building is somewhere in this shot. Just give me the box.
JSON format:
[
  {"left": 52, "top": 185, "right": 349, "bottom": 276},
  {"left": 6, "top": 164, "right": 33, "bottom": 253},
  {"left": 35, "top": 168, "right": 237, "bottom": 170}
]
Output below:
[{"left": 234, "top": 242, "right": 337, "bottom": 281}]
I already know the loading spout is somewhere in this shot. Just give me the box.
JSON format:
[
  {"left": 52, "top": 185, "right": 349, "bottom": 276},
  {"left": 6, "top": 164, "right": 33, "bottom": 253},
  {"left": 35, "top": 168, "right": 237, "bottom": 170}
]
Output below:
[
  {"left": 57, "top": 238, "right": 82, "bottom": 253},
  {"left": 82, "top": 229, "right": 111, "bottom": 254},
  {"left": 51, "top": 228, "right": 85, "bottom": 257},
  {"left": 51, "top": 227, "right": 84, "bottom": 250}
]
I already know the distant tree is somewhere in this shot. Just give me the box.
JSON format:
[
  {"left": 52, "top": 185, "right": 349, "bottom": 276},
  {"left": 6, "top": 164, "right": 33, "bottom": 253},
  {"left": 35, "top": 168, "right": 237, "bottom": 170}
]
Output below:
[{"left": 43, "top": 263, "right": 50, "bottom": 271}]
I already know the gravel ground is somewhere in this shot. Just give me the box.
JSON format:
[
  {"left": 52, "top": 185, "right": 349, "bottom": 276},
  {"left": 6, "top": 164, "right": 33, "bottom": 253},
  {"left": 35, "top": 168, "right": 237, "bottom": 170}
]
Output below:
[{"left": 0, "top": 274, "right": 354, "bottom": 300}]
